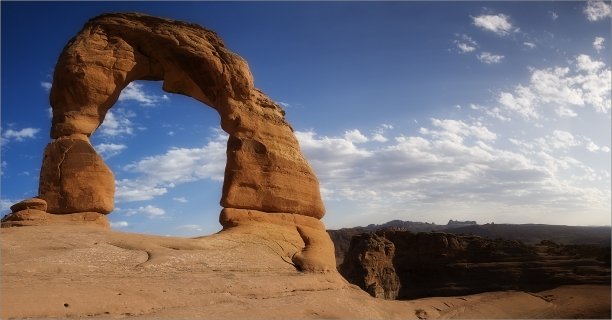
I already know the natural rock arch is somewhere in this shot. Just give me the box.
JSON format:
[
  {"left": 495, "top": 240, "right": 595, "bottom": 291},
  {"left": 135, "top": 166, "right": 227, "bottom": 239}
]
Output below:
[
  {"left": 3, "top": 12, "right": 336, "bottom": 272},
  {"left": 39, "top": 12, "right": 325, "bottom": 218}
]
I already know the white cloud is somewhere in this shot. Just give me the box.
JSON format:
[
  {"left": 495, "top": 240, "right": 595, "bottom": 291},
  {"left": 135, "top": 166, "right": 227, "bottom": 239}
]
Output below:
[
  {"left": 344, "top": 129, "right": 369, "bottom": 143},
  {"left": 173, "top": 197, "right": 188, "bottom": 203},
  {"left": 2, "top": 127, "right": 40, "bottom": 142},
  {"left": 523, "top": 42, "right": 536, "bottom": 49},
  {"left": 584, "top": 0, "right": 611, "bottom": 21},
  {"left": 118, "top": 82, "right": 168, "bottom": 107},
  {"left": 472, "top": 14, "right": 517, "bottom": 36},
  {"left": 541, "top": 130, "right": 580, "bottom": 150},
  {"left": 477, "top": 52, "right": 505, "bottom": 64},
  {"left": 454, "top": 34, "right": 478, "bottom": 53},
  {"left": 371, "top": 124, "right": 393, "bottom": 143},
  {"left": 555, "top": 105, "right": 578, "bottom": 118},
  {"left": 593, "top": 37, "right": 605, "bottom": 52},
  {"left": 94, "top": 143, "right": 127, "bottom": 158},
  {"left": 110, "top": 221, "right": 129, "bottom": 228},
  {"left": 115, "top": 179, "right": 168, "bottom": 202},
  {"left": 457, "top": 43, "right": 476, "bottom": 53},
  {"left": 40, "top": 81, "right": 52, "bottom": 92},
  {"left": 124, "top": 205, "right": 165, "bottom": 218},
  {"left": 115, "top": 129, "right": 227, "bottom": 202},
  {"left": 298, "top": 121, "right": 609, "bottom": 220},
  {"left": 469, "top": 104, "right": 511, "bottom": 121},
  {"left": 497, "top": 54, "right": 611, "bottom": 119},
  {"left": 576, "top": 54, "right": 605, "bottom": 73},
  {"left": 423, "top": 118, "right": 497, "bottom": 142},
  {"left": 98, "top": 109, "right": 134, "bottom": 137}
]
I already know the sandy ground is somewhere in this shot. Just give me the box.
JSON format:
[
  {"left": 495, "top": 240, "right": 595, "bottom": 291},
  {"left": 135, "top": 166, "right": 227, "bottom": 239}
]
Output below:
[{"left": 1, "top": 225, "right": 609, "bottom": 319}]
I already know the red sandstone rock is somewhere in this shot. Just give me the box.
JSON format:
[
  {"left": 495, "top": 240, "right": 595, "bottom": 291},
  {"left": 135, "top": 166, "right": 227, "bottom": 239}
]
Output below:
[
  {"left": 220, "top": 208, "right": 336, "bottom": 272},
  {"left": 10, "top": 198, "right": 47, "bottom": 213},
  {"left": 38, "top": 135, "right": 114, "bottom": 214},
  {"left": 1, "top": 209, "right": 109, "bottom": 229},
  {"left": 42, "top": 12, "right": 324, "bottom": 218}
]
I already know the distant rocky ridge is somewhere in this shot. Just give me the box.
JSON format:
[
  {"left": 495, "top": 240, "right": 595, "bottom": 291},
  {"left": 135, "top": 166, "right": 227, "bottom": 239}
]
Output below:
[
  {"left": 328, "top": 220, "right": 611, "bottom": 265},
  {"left": 338, "top": 230, "right": 611, "bottom": 300}
]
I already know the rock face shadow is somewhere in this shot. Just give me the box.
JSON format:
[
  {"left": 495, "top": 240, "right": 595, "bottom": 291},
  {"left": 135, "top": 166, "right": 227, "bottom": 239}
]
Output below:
[{"left": 2, "top": 12, "right": 336, "bottom": 272}]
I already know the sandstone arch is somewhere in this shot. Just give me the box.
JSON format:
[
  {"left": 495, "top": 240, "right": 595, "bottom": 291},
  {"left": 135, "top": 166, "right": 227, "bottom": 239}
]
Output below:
[
  {"left": 2, "top": 12, "right": 336, "bottom": 272},
  {"left": 38, "top": 12, "right": 325, "bottom": 219}
]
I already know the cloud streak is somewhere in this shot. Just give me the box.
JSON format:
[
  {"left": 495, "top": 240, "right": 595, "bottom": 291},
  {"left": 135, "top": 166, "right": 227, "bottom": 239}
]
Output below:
[
  {"left": 477, "top": 52, "right": 504, "bottom": 64},
  {"left": 472, "top": 13, "right": 517, "bottom": 36},
  {"left": 115, "top": 129, "right": 227, "bottom": 202}
]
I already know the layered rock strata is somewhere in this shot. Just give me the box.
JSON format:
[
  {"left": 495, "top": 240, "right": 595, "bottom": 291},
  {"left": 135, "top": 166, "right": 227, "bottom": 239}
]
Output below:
[{"left": 340, "top": 230, "right": 611, "bottom": 299}]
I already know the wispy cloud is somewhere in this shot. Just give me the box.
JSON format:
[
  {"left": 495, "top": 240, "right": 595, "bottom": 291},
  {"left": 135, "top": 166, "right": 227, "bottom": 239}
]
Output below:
[
  {"left": 118, "top": 82, "right": 169, "bottom": 107},
  {"left": 2, "top": 127, "right": 40, "bottom": 142},
  {"left": 94, "top": 143, "right": 127, "bottom": 158},
  {"left": 593, "top": 37, "right": 605, "bottom": 52},
  {"left": 40, "top": 81, "right": 52, "bottom": 92},
  {"left": 115, "top": 129, "right": 227, "bottom": 202},
  {"left": 110, "top": 221, "right": 129, "bottom": 228},
  {"left": 523, "top": 42, "right": 536, "bottom": 49},
  {"left": 172, "top": 197, "right": 188, "bottom": 203},
  {"left": 550, "top": 11, "right": 559, "bottom": 21},
  {"left": 176, "top": 224, "right": 203, "bottom": 232},
  {"left": 497, "top": 54, "right": 611, "bottom": 119},
  {"left": 123, "top": 205, "right": 165, "bottom": 218},
  {"left": 98, "top": 109, "right": 135, "bottom": 138},
  {"left": 477, "top": 52, "right": 505, "bottom": 64},
  {"left": 472, "top": 13, "right": 518, "bottom": 36},
  {"left": 453, "top": 34, "right": 478, "bottom": 53},
  {"left": 584, "top": 0, "right": 611, "bottom": 22}
]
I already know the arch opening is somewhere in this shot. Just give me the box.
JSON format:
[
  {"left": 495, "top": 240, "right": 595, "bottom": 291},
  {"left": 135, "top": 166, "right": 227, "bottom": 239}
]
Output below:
[
  {"left": 39, "top": 12, "right": 325, "bottom": 220},
  {"left": 90, "top": 79, "right": 227, "bottom": 236},
  {"left": 4, "top": 12, "right": 337, "bottom": 272}
]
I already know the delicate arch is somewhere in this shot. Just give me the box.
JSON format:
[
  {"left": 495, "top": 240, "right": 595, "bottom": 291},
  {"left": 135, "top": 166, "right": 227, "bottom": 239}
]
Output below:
[{"left": 39, "top": 13, "right": 325, "bottom": 219}]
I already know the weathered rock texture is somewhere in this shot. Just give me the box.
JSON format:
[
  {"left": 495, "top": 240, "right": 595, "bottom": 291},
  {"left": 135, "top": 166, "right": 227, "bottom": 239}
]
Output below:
[
  {"left": 40, "top": 12, "right": 324, "bottom": 218},
  {"left": 2, "top": 197, "right": 110, "bottom": 229},
  {"left": 3, "top": 12, "right": 334, "bottom": 272},
  {"left": 39, "top": 134, "right": 114, "bottom": 214},
  {"left": 219, "top": 208, "right": 337, "bottom": 272},
  {"left": 340, "top": 230, "right": 611, "bottom": 300},
  {"left": 338, "top": 233, "right": 400, "bottom": 299}
]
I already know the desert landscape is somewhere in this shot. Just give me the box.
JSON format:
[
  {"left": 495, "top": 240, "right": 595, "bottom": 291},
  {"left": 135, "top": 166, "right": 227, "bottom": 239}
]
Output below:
[
  {"left": 1, "top": 4, "right": 611, "bottom": 320},
  {"left": 2, "top": 224, "right": 610, "bottom": 319}
]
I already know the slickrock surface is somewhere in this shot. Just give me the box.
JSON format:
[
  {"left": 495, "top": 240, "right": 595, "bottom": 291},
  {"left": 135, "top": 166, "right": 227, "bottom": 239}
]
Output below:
[
  {"left": 36, "top": 12, "right": 324, "bottom": 218},
  {"left": 2, "top": 226, "right": 610, "bottom": 319},
  {"left": 340, "top": 231, "right": 611, "bottom": 301}
]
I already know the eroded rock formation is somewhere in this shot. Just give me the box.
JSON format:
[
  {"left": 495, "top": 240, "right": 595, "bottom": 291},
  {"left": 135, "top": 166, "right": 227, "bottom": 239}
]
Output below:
[
  {"left": 43, "top": 12, "right": 324, "bottom": 218},
  {"left": 339, "top": 230, "right": 611, "bottom": 299},
  {"left": 2, "top": 12, "right": 334, "bottom": 271}
]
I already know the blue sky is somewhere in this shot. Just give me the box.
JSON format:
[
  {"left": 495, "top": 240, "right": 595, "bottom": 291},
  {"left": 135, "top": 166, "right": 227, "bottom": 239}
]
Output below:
[{"left": 1, "top": 1, "right": 611, "bottom": 236}]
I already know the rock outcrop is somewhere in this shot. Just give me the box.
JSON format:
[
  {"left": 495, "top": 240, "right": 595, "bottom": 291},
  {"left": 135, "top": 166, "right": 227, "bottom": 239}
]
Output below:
[
  {"left": 340, "top": 230, "right": 611, "bottom": 299},
  {"left": 3, "top": 12, "right": 335, "bottom": 271},
  {"left": 41, "top": 12, "right": 324, "bottom": 218},
  {"left": 339, "top": 233, "right": 400, "bottom": 299}
]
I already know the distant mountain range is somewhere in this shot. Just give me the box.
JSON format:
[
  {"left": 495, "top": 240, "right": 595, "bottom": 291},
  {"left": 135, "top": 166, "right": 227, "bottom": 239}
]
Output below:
[{"left": 328, "top": 220, "right": 611, "bottom": 265}]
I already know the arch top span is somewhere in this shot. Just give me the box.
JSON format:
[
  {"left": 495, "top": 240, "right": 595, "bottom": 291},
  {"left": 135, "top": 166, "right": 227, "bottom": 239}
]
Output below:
[
  {"left": 40, "top": 12, "right": 326, "bottom": 219},
  {"left": 50, "top": 12, "right": 255, "bottom": 138}
]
